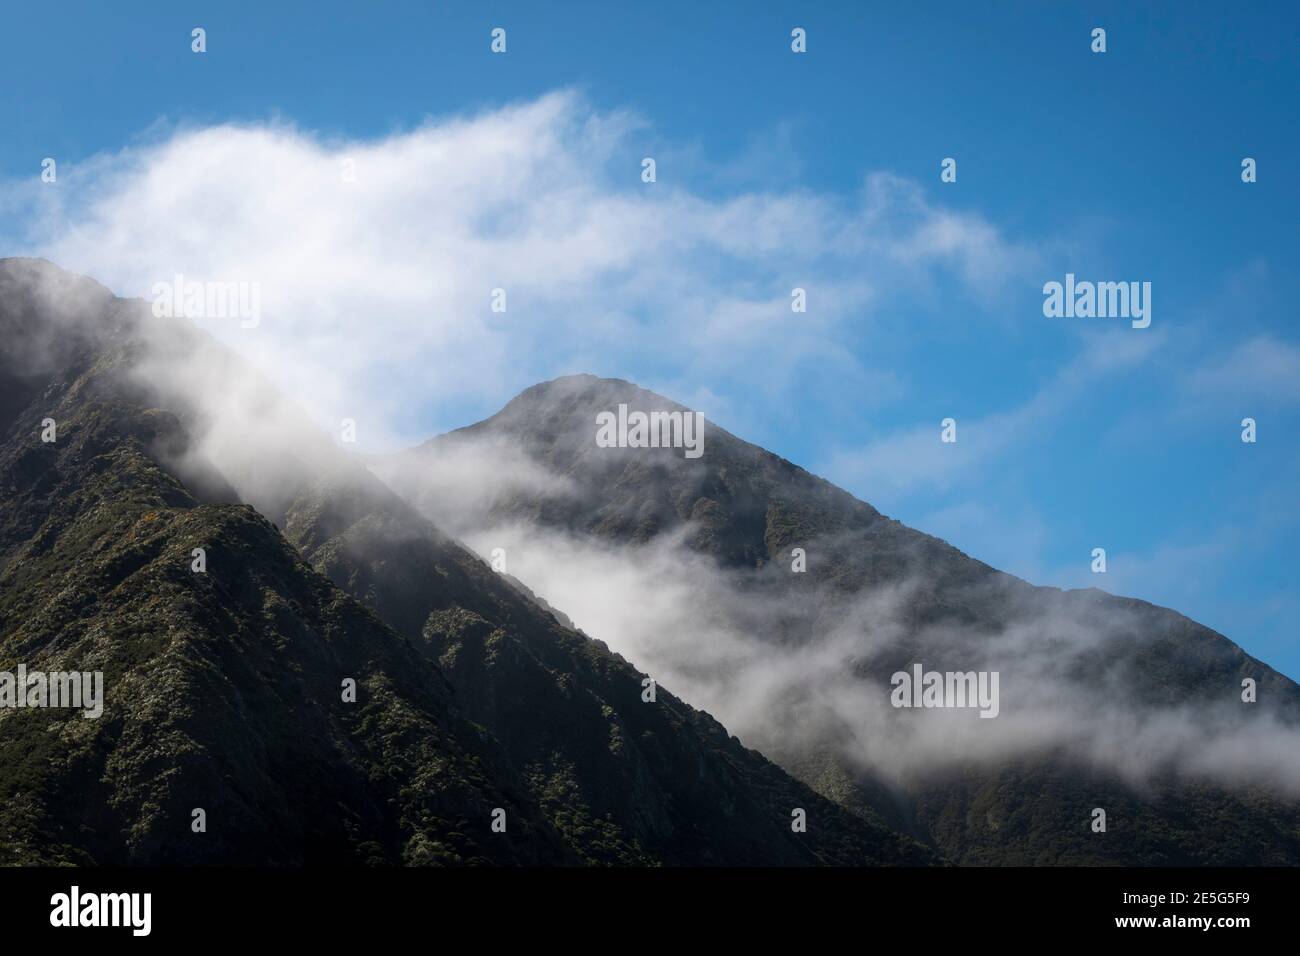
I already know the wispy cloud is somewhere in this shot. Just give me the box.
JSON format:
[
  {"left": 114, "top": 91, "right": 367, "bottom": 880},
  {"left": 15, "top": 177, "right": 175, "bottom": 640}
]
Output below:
[
  {"left": 5, "top": 90, "right": 1034, "bottom": 450},
  {"left": 1184, "top": 335, "right": 1300, "bottom": 406},
  {"left": 818, "top": 330, "right": 1165, "bottom": 499},
  {"left": 378, "top": 446, "right": 1300, "bottom": 795}
]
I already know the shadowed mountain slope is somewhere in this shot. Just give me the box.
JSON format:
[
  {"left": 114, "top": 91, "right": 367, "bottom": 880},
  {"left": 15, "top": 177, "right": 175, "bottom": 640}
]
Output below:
[
  {"left": 0, "top": 260, "right": 570, "bottom": 865},
  {"left": 274, "top": 456, "right": 933, "bottom": 865},
  {"left": 379, "top": 373, "right": 1300, "bottom": 865}
]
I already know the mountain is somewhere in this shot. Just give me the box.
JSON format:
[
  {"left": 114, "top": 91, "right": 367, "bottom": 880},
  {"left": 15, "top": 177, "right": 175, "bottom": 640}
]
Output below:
[
  {"left": 378, "top": 373, "right": 1300, "bottom": 865},
  {"left": 0, "top": 259, "right": 932, "bottom": 866},
  {"left": 0, "top": 260, "right": 574, "bottom": 865}
]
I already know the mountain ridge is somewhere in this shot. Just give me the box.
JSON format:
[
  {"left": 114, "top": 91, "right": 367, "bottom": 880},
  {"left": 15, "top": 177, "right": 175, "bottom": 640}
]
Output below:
[{"left": 379, "top": 371, "right": 1300, "bottom": 865}]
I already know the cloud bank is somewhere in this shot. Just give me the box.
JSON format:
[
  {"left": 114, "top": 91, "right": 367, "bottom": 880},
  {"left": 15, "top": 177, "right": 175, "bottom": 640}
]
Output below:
[{"left": 6, "top": 90, "right": 1034, "bottom": 450}]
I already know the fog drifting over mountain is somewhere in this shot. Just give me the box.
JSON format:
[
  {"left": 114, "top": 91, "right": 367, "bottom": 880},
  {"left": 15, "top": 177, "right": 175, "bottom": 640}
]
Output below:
[{"left": 370, "top": 399, "right": 1300, "bottom": 798}]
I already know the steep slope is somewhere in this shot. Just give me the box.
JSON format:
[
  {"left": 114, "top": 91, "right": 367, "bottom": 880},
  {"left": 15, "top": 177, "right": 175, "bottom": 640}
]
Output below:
[
  {"left": 275, "top": 460, "right": 934, "bottom": 865},
  {"left": 0, "top": 260, "right": 569, "bottom": 865},
  {"left": 379, "top": 373, "right": 1300, "bottom": 865},
  {"left": 0, "top": 259, "right": 934, "bottom": 866}
]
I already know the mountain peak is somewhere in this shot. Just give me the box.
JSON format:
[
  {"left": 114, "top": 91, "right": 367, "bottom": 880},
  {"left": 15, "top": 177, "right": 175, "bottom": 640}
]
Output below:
[
  {"left": 489, "top": 374, "right": 695, "bottom": 426},
  {"left": 378, "top": 377, "right": 1300, "bottom": 865},
  {"left": 0, "top": 257, "right": 115, "bottom": 301}
]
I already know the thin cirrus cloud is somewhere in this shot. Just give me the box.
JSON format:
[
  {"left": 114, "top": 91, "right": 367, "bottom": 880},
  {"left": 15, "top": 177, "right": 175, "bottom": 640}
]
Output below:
[
  {"left": 1184, "top": 335, "right": 1300, "bottom": 407},
  {"left": 817, "top": 329, "right": 1166, "bottom": 501},
  {"left": 6, "top": 89, "right": 1034, "bottom": 451}
]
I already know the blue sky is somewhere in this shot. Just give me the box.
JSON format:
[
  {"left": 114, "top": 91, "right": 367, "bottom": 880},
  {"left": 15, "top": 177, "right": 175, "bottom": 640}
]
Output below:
[{"left": 2, "top": 1, "right": 1297, "bottom": 679}]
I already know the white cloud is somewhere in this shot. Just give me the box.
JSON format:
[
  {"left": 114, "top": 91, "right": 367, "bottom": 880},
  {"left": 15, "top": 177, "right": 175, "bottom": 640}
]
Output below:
[
  {"left": 8, "top": 90, "right": 1033, "bottom": 451},
  {"left": 398, "top": 498, "right": 1300, "bottom": 795}
]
